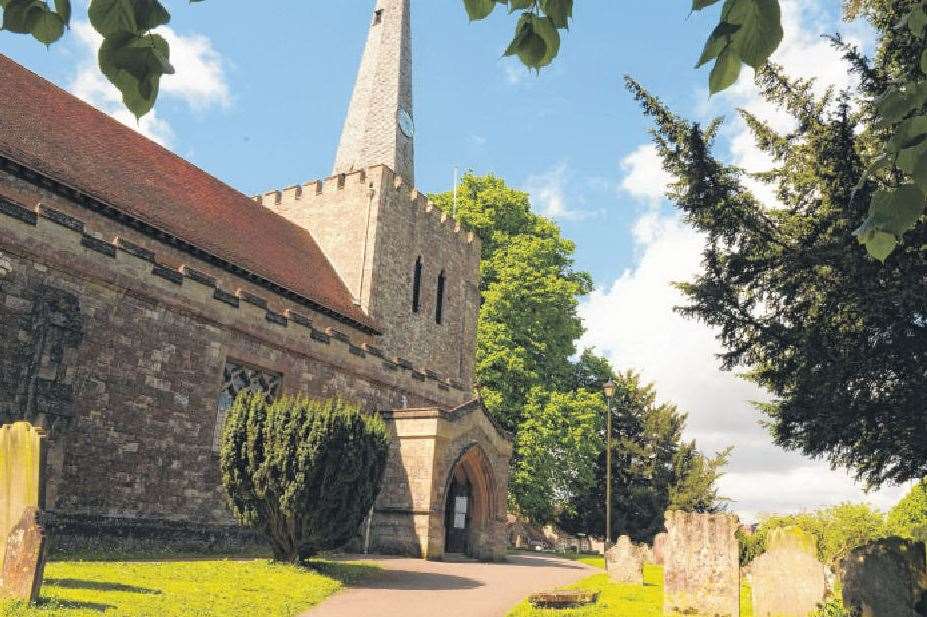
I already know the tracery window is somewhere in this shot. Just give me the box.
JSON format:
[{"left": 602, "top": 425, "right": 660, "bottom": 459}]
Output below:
[{"left": 213, "top": 360, "right": 282, "bottom": 450}]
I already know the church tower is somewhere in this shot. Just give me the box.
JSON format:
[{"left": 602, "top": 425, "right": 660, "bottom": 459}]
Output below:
[
  {"left": 333, "top": 0, "right": 415, "bottom": 186},
  {"left": 258, "top": 0, "right": 481, "bottom": 390}
]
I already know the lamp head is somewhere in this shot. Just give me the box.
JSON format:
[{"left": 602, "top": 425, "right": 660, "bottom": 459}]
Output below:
[{"left": 603, "top": 379, "right": 616, "bottom": 398}]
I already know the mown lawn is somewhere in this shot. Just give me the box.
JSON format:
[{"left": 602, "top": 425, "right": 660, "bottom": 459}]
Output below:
[
  {"left": 0, "top": 559, "right": 378, "bottom": 617},
  {"left": 508, "top": 561, "right": 754, "bottom": 617}
]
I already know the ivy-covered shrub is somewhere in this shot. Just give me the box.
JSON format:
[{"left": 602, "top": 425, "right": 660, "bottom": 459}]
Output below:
[{"left": 219, "top": 393, "right": 390, "bottom": 563}]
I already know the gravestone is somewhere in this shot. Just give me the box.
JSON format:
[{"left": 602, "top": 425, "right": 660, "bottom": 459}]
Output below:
[
  {"left": 653, "top": 532, "right": 667, "bottom": 565},
  {"left": 606, "top": 535, "right": 644, "bottom": 584},
  {"left": 0, "top": 423, "right": 46, "bottom": 573},
  {"left": 663, "top": 510, "right": 740, "bottom": 617},
  {"left": 751, "top": 527, "right": 827, "bottom": 617},
  {"left": 842, "top": 538, "right": 927, "bottom": 617},
  {"left": 0, "top": 507, "right": 46, "bottom": 603}
]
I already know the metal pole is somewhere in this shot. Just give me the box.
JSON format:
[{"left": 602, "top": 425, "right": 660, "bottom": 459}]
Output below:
[
  {"left": 606, "top": 393, "right": 612, "bottom": 551},
  {"left": 453, "top": 167, "right": 459, "bottom": 218}
]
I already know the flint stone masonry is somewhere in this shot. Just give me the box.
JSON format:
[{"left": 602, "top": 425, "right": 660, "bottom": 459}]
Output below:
[
  {"left": 606, "top": 535, "right": 644, "bottom": 584},
  {"left": 841, "top": 538, "right": 927, "bottom": 617},
  {"left": 664, "top": 511, "right": 740, "bottom": 617},
  {"left": 751, "top": 527, "right": 827, "bottom": 617},
  {"left": 0, "top": 423, "right": 45, "bottom": 573},
  {"left": 0, "top": 507, "right": 46, "bottom": 604}
]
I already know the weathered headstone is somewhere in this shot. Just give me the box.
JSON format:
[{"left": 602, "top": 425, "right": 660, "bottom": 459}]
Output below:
[
  {"left": 653, "top": 532, "right": 667, "bottom": 565},
  {"left": 751, "top": 527, "right": 827, "bottom": 617},
  {"left": 663, "top": 510, "right": 740, "bottom": 617},
  {"left": 0, "top": 423, "right": 46, "bottom": 573},
  {"left": 0, "top": 507, "right": 47, "bottom": 604},
  {"left": 606, "top": 535, "right": 644, "bottom": 584},
  {"left": 841, "top": 538, "right": 927, "bottom": 617}
]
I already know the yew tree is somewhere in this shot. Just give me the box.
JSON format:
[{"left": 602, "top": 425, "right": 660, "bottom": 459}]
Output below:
[
  {"left": 220, "top": 393, "right": 389, "bottom": 563},
  {"left": 626, "top": 0, "right": 927, "bottom": 488}
]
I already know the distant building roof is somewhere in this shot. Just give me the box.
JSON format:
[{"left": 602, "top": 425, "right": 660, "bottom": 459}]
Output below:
[{"left": 0, "top": 53, "right": 379, "bottom": 334}]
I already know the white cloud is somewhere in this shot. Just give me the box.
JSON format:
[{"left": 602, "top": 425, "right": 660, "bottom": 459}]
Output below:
[
  {"left": 503, "top": 60, "right": 527, "bottom": 86},
  {"left": 69, "top": 21, "right": 230, "bottom": 147},
  {"left": 582, "top": 2, "right": 907, "bottom": 523},
  {"left": 525, "top": 162, "right": 598, "bottom": 221},
  {"left": 620, "top": 144, "right": 674, "bottom": 207}
]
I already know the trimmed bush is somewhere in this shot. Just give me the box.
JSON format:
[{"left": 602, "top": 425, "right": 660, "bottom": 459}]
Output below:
[{"left": 220, "top": 393, "right": 390, "bottom": 563}]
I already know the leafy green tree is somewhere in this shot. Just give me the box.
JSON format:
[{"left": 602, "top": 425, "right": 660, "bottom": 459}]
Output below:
[
  {"left": 745, "top": 504, "right": 888, "bottom": 566},
  {"left": 625, "top": 2, "right": 927, "bottom": 486},
  {"left": 431, "top": 174, "right": 592, "bottom": 434},
  {"left": 887, "top": 479, "right": 927, "bottom": 539},
  {"left": 220, "top": 392, "right": 389, "bottom": 563},
  {"left": 558, "top": 365, "right": 731, "bottom": 543},
  {"left": 509, "top": 387, "right": 604, "bottom": 523}
]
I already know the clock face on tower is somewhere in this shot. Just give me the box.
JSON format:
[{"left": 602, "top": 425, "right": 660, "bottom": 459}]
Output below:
[{"left": 398, "top": 107, "right": 414, "bottom": 139}]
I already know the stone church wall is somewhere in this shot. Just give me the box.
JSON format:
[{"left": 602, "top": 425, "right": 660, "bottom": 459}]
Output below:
[{"left": 0, "top": 164, "right": 478, "bottom": 549}]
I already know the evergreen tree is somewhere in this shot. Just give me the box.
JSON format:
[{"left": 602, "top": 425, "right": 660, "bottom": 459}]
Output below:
[
  {"left": 220, "top": 393, "right": 389, "bottom": 563},
  {"left": 558, "top": 360, "right": 730, "bottom": 542},
  {"left": 625, "top": 0, "right": 927, "bottom": 486}
]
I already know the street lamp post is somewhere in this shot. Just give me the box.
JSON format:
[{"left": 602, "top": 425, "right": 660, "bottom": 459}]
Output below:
[{"left": 602, "top": 379, "right": 616, "bottom": 551}]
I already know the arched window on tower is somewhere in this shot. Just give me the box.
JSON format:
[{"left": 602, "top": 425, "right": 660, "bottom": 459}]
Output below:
[
  {"left": 436, "top": 270, "right": 446, "bottom": 325},
  {"left": 412, "top": 257, "right": 423, "bottom": 314}
]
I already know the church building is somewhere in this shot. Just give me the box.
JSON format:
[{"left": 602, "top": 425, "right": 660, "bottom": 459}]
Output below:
[{"left": 0, "top": 0, "right": 511, "bottom": 560}]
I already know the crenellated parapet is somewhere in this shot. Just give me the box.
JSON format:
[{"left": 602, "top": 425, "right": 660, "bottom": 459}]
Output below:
[{"left": 253, "top": 165, "right": 478, "bottom": 250}]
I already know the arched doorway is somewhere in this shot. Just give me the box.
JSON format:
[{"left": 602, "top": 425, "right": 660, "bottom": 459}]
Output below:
[{"left": 443, "top": 444, "right": 495, "bottom": 558}]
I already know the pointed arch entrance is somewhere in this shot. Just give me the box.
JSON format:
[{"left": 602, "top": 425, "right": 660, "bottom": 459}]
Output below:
[{"left": 442, "top": 444, "right": 496, "bottom": 558}]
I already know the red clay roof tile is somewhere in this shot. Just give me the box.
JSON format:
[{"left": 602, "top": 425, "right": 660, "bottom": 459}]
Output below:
[{"left": 0, "top": 53, "right": 379, "bottom": 333}]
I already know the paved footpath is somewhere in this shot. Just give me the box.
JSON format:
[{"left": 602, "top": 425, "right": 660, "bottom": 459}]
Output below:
[{"left": 304, "top": 553, "right": 598, "bottom": 617}]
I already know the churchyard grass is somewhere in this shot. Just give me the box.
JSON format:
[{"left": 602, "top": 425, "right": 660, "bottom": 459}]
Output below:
[
  {"left": 0, "top": 558, "right": 379, "bottom": 617},
  {"left": 506, "top": 564, "right": 754, "bottom": 617}
]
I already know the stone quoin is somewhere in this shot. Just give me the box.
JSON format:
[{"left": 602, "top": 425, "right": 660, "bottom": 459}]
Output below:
[{"left": 0, "top": 0, "right": 511, "bottom": 561}]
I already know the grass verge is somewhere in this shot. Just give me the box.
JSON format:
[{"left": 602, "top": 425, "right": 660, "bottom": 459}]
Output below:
[
  {"left": 507, "top": 563, "right": 754, "bottom": 617},
  {"left": 0, "top": 558, "right": 378, "bottom": 617}
]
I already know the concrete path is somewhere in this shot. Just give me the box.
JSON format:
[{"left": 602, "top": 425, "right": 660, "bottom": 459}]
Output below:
[{"left": 304, "top": 553, "right": 598, "bottom": 617}]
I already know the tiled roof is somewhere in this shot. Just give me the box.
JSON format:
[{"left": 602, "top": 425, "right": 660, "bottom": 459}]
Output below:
[{"left": 0, "top": 53, "right": 379, "bottom": 334}]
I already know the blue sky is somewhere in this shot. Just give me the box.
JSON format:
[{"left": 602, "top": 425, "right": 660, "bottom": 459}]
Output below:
[{"left": 1, "top": 0, "right": 915, "bottom": 520}]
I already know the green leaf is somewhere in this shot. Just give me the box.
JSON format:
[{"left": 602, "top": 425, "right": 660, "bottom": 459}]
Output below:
[
  {"left": 692, "top": 0, "right": 723, "bottom": 8},
  {"left": 875, "top": 89, "right": 917, "bottom": 125},
  {"left": 697, "top": 21, "right": 740, "bottom": 68},
  {"left": 89, "top": 0, "right": 137, "bottom": 36},
  {"left": 859, "top": 230, "right": 898, "bottom": 262},
  {"left": 921, "top": 49, "right": 927, "bottom": 75},
  {"left": 2, "top": 0, "right": 44, "bottom": 34},
  {"left": 869, "top": 185, "right": 925, "bottom": 236},
  {"left": 909, "top": 6, "right": 927, "bottom": 39},
  {"left": 913, "top": 150, "right": 927, "bottom": 194},
  {"left": 133, "top": 0, "right": 169, "bottom": 32},
  {"left": 725, "top": 0, "right": 783, "bottom": 69},
  {"left": 463, "top": 0, "right": 496, "bottom": 21},
  {"left": 509, "top": 0, "right": 535, "bottom": 10},
  {"left": 540, "top": 0, "right": 572, "bottom": 28},
  {"left": 99, "top": 31, "right": 173, "bottom": 118},
  {"left": 709, "top": 48, "right": 742, "bottom": 93},
  {"left": 54, "top": 0, "right": 69, "bottom": 25},
  {"left": 531, "top": 15, "right": 560, "bottom": 67},
  {"left": 30, "top": 5, "right": 63, "bottom": 44}
]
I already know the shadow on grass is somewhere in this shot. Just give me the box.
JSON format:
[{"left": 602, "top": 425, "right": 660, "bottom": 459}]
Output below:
[
  {"left": 36, "top": 598, "right": 117, "bottom": 613},
  {"left": 44, "top": 578, "right": 162, "bottom": 595},
  {"left": 302, "top": 560, "right": 382, "bottom": 586}
]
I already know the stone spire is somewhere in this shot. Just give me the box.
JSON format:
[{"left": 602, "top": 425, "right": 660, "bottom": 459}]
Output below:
[{"left": 333, "top": 0, "right": 414, "bottom": 186}]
